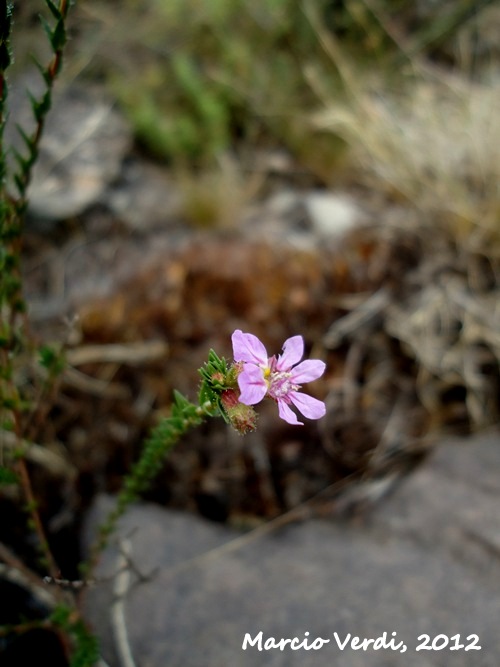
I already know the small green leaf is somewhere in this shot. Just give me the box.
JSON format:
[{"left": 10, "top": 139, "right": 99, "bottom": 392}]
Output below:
[
  {"left": 28, "top": 89, "right": 52, "bottom": 123},
  {"left": 173, "top": 389, "right": 190, "bottom": 409},
  {"left": 44, "top": 0, "right": 62, "bottom": 21},
  {"left": 32, "top": 56, "right": 52, "bottom": 85},
  {"left": 2, "top": 396, "right": 18, "bottom": 410},
  {"left": 1, "top": 418, "right": 14, "bottom": 431},
  {"left": 11, "top": 146, "right": 29, "bottom": 170},
  {"left": 40, "top": 15, "right": 54, "bottom": 48},
  {"left": 0, "top": 466, "right": 18, "bottom": 485},
  {"left": 13, "top": 172, "right": 26, "bottom": 196},
  {"left": 39, "top": 344, "right": 65, "bottom": 375},
  {"left": 50, "top": 20, "right": 67, "bottom": 52},
  {"left": 168, "top": 416, "right": 185, "bottom": 431},
  {"left": 16, "top": 123, "right": 34, "bottom": 151}
]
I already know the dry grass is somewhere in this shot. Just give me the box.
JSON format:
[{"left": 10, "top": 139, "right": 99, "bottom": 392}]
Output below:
[
  {"left": 311, "top": 68, "right": 500, "bottom": 249},
  {"left": 173, "top": 154, "right": 263, "bottom": 229},
  {"left": 303, "top": 3, "right": 500, "bottom": 435},
  {"left": 322, "top": 220, "right": 500, "bottom": 440},
  {"left": 298, "top": 0, "right": 500, "bottom": 250}
]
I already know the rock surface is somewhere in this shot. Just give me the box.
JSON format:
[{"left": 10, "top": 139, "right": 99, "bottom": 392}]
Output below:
[
  {"left": 6, "top": 75, "right": 131, "bottom": 221},
  {"left": 304, "top": 191, "right": 366, "bottom": 238},
  {"left": 82, "top": 432, "right": 500, "bottom": 667}
]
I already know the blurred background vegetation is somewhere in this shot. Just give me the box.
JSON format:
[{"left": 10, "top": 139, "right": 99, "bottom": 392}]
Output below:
[{"left": 12, "top": 0, "right": 500, "bottom": 236}]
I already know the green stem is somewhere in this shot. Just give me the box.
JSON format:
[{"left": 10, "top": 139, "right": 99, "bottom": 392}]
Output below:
[
  {"left": 84, "top": 395, "right": 216, "bottom": 573},
  {"left": 14, "top": 0, "right": 72, "bottom": 209}
]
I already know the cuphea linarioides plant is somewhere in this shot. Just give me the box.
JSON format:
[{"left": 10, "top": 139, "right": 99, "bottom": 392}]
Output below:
[
  {"left": 0, "top": 2, "right": 95, "bottom": 665},
  {"left": 87, "top": 334, "right": 326, "bottom": 566},
  {"left": 0, "top": 3, "right": 328, "bottom": 663},
  {"left": 1, "top": 0, "right": 73, "bottom": 577}
]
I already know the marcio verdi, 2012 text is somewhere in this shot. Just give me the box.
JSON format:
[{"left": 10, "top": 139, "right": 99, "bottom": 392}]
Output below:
[{"left": 242, "top": 631, "right": 481, "bottom": 653}]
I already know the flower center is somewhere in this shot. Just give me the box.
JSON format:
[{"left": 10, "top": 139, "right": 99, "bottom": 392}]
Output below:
[{"left": 268, "top": 371, "right": 299, "bottom": 401}]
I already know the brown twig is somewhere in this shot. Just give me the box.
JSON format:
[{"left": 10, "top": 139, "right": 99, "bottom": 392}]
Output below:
[
  {"left": 66, "top": 341, "right": 169, "bottom": 366},
  {"left": 15, "top": 455, "right": 60, "bottom": 580},
  {"left": 1, "top": 429, "right": 77, "bottom": 478},
  {"left": 0, "top": 541, "right": 60, "bottom": 608}
]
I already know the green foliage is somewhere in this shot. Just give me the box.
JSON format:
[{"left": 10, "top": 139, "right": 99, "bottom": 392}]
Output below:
[
  {"left": 120, "top": 396, "right": 205, "bottom": 502},
  {"left": 0, "top": 2, "right": 12, "bottom": 221},
  {"left": 87, "top": 387, "right": 218, "bottom": 570},
  {"left": 115, "top": 350, "right": 232, "bottom": 509},
  {"left": 109, "top": 0, "right": 324, "bottom": 163},
  {"left": 0, "top": 0, "right": 73, "bottom": 428},
  {"left": 198, "top": 348, "right": 232, "bottom": 419},
  {"left": 0, "top": 465, "right": 18, "bottom": 485},
  {"left": 38, "top": 343, "right": 66, "bottom": 377},
  {"left": 101, "top": 0, "right": 494, "bottom": 178},
  {"left": 10, "top": 0, "right": 70, "bottom": 202},
  {"left": 85, "top": 350, "right": 236, "bottom": 570},
  {"left": 41, "top": 5, "right": 67, "bottom": 55},
  {"left": 0, "top": 2, "right": 12, "bottom": 139},
  {"left": 0, "top": 2, "right": 93, "bottom": 663},
  {"left": 51, "top": 606, "right": 100, "bottom": 667},
  {"left": 2, "top": 2, "right": 252, "bottom": 640}
]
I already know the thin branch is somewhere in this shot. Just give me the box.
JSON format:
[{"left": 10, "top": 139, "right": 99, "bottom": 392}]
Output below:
[
  {"left": 66, "top": 341, "right": 169, "bottom": 367},
  {"left": 111, "top": 538, "right": 138, "bottom": 667},
  {"left": 15, "top": 455, "right": 60, "bottom": 580},
  {"left": 0, "top": 541, "right": 60, "bottom": 608},
  {"left": 1, "top": 429, "right": 77, "bottom": 479}
]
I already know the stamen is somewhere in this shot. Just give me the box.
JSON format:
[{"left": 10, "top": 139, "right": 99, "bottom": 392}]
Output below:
[{"left": 268, "top": 371, "right": 299, "bottom": 400}]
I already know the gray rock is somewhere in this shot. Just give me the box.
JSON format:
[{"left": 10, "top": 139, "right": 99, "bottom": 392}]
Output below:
[
  {"left": 82, "top": 433, "right": 500, "bottom": 667},
  {"left": 6, "top": 74, "right": 131, "bottom": 221},
  {"left": 107, "top": 158, "right": 183, "bottom": 232},
  {"left": 304, "top": 191, "right": 366, "bottom": 238}
]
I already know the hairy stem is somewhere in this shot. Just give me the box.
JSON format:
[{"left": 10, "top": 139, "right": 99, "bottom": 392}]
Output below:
[{"left": 83, "top": 396, "right": 216, "bottom": 573}]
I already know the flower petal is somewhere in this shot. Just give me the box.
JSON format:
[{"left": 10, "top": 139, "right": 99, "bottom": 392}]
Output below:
[
  {"left": 276, "top": 335, "right": 304, "bottom": 371},
  {"left": 291, "top": 359, "right": 326, "bottom": 384},
  {"left": 289, "top": 391, "right": 326, "bottom": 420},
  {"left": 237, "top": 365, "right": 267, "bottom": 405},
  {"left": 277, "top": 399, "right": 303, "bottom": 425},
  {"left": 232, "top": 330, "right": 268, "bottom": 365}
]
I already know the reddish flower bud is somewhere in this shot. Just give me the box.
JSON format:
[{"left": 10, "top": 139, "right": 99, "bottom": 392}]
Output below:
[{"left": 220, "top": 389, "right": 258, "bottom": 434}]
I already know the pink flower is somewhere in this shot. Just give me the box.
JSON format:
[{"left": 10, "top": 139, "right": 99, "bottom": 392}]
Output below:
[{"left": 231, "top": 330, "right": 326, "bottom": 425}]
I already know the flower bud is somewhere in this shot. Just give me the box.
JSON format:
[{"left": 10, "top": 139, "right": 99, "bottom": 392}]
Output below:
[
  {"left": 220, "top": 389, "right": 257, "bottom": 434},
  {"left": 210, "top": 371, "right": 226, "bottom": 387}
]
